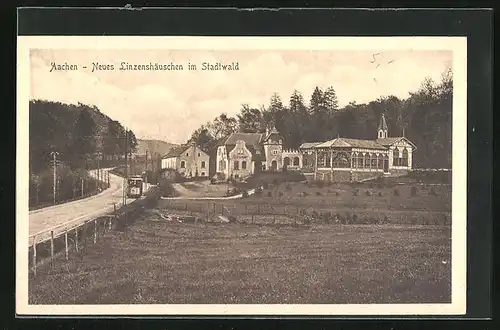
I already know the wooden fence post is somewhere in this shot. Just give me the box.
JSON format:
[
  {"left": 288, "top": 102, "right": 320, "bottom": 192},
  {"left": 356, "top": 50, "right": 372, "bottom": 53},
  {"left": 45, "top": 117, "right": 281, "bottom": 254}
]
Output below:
[
  {"left": 84, "top": 221, "right": 88, "bottom": 248},
  {"left": 111, "top": 203, "right": 116, "bottom": 230},
  {"left": 50, "top": 230, "right": 54, "bottom": 266},
  {"left": 94, "top": 219, "right": 97, "bottom": 244},
  {"left": 75, "top": 226, "right": 79, "bottom": 252},
  {"left": 65, "top": 231, "right": 68, "bottom": 260},
  {"left": 32, "top": 236, "right": 37, "bottom": 276}
]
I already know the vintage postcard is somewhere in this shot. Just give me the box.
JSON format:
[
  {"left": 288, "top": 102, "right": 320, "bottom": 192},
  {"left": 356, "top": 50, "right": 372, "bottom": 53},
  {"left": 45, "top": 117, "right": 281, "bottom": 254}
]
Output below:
[{"left": 16, "top": 36, "right": 467, "bottom": 316}]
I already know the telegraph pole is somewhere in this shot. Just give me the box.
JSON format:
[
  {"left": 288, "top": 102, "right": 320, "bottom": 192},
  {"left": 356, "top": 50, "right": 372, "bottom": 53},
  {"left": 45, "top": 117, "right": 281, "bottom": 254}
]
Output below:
[
  {"left": 50, "top": 151, "right": 59, "bottom": 205},
  {"left": 145, "top": 149, "right": 148, "bottom": 186},
  {"left": 97, "top": 153, "right": 101, "bottom": 191},
  {"left": 123, "top": 128, "right": 128, "bottom": 206}
]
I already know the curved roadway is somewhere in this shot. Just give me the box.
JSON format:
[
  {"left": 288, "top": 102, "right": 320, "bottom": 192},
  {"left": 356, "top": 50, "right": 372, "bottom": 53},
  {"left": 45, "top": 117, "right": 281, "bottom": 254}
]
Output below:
[{"left": 28, "top": 169, "right": 137, "bottom": 246}]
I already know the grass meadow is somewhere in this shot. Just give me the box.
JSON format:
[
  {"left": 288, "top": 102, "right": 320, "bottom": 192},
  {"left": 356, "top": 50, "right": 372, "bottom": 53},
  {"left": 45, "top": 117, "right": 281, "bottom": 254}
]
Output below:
[{"left": 29, "top": 215, "right": 451, "bottom": 304}]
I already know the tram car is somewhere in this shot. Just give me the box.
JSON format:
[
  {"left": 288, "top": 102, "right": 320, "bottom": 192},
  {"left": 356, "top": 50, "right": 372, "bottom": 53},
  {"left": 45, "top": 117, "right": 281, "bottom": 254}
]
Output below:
[{"left": 126, "top": 176, "right": 143, "bottom": 198}]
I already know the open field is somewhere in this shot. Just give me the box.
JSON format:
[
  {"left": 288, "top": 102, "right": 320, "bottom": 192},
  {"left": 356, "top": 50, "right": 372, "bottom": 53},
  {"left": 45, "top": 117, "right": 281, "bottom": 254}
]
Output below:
[
  {"left": 173, "top": 180, "right": 233, "bottom": 198},
  {"left": 159, "top": 181, "right": 452, "bottom": 225},
  {"left": 29, "top": 214, "right": 451, "bottom": 304}
]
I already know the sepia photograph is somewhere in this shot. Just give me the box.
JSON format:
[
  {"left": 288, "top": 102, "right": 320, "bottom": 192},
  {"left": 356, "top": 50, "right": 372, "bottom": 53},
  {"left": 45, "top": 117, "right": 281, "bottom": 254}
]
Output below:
[{"left": 16, "top": 36, "right": 467, "bottom": 315}]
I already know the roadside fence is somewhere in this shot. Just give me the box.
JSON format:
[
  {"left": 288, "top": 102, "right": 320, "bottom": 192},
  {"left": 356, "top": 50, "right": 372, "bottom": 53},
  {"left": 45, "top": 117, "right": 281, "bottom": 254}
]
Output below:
[{"left": 28, "top": 186, "right": 160, "bottom": 277}]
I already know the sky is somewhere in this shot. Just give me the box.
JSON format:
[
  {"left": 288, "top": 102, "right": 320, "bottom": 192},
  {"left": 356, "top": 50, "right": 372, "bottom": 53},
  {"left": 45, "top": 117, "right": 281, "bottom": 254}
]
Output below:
[{"left": 30, "top": 49, "right": 452, "bottom": 144}]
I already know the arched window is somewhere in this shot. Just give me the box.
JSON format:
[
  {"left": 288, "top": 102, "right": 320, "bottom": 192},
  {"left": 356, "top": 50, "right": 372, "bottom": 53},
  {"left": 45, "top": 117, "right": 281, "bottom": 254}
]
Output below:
[
  {"left": 378, "top": 154, "right": 385, "bottom": 169},
  {"left": 371, "top": 153, "right": 378, "bottom": 168},
  {"left": 317, "top": 151, "right": 327, "bottom": 167},
  {"left": 218, "top": 160, "right": 223, "bottom": 171},
  {"left": 332, "top": 152, "right": 350, "bottom": 168},
  {"left": 283, "top": 157, "right": 290, "bottom": 166},
  {"left": 293, "top": 157, "right": 300, "bottom": 166},
  {"left": 180, "top": 161, "right": 186, "bottom": 168},
  {"left": 402, "top": 148, "right": 409, "bottom": 166},
  {"left": 393, "top": 148, "right": 400, "bottom": 166},
  {"left": 303, "top": 157, "right": 308, "bottom": 166},
  {"left": 201, "top": 161, "right": 206, "bottom": 168},
  {"left": 242, "top": 160, "right": 247, "bottom": 169},
  {"left": 325, "top": 152, "right": 331, "bottom": 167},
  {"left": 362, "top": 153, "right": 369, "bottom": 168}
]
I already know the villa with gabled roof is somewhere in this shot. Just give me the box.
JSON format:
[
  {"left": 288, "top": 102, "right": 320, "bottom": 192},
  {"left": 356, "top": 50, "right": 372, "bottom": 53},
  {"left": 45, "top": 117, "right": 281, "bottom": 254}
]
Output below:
[{"left": 216, "top": 126, "right": 285, "bottom": 180}]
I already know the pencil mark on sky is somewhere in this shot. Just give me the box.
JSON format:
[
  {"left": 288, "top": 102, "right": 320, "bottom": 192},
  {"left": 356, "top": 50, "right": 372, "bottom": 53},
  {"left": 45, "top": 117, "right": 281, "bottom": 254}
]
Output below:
[{"left": 370, "top": 52, "right": 381, "bottom": 63}]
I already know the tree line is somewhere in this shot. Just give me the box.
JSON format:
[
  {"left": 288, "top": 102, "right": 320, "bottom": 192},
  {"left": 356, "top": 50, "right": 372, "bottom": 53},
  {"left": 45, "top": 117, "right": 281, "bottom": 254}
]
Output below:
[
  {"left": 30, "top": 100, "right": 138, "bottom": 173},
  {"left": 189, "top": 67, "right": 452, "bottom": 169},
  {"left": 29, "top": 100, "right": 139, "bottom": 207}
]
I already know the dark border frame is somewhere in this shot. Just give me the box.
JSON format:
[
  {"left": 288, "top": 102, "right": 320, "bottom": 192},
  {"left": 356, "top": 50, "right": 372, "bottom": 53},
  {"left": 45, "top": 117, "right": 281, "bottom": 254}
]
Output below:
[{"left": 12, "top": 6, "right": 493, "bottom": 327}]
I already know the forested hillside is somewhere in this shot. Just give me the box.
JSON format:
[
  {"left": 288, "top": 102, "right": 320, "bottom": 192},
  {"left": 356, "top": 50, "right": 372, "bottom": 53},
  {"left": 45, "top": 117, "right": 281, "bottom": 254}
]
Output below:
[
  {"left": 135, "top": 139, "right": 178, "bottom": 157},
  {"left": 29, "top": 100, "right": 139, "bottom": 208},
  {"left": 189, "top": 68, "right": 453, "bottom": 169},
  {"left": 29, "top": 100, "right": 138, "bottom": 173}
]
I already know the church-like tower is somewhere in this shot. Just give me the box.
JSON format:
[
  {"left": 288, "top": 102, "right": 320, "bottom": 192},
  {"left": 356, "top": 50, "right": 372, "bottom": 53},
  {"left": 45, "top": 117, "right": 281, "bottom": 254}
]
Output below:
[{"left": 377, "top": 113, "right": 388, "bottom": 139}]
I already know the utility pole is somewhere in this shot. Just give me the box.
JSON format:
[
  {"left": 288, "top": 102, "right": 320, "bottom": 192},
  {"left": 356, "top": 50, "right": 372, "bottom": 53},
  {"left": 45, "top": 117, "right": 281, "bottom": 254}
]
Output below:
[
  {"left": 123, "top": 128, "right": 128, "bottom": 206},
  {"left": 145, "top": 149, "right": 148, "bottom": 186},
  {"left": 97, "top": 153, "right": 101, "bottom": 191},
  {"left": 50, "top": 151, "right": 59, "bottom": 205}
]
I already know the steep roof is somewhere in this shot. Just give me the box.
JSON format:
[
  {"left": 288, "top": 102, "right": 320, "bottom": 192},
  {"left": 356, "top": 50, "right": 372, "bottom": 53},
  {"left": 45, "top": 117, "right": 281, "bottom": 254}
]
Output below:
[
  {"left": 299, "top": 142, "right": 323, "bottom": 149},
  {"left": 224, "top": 132, "right": 264, "bottom": 146},
  {"left": 262, "top": 126, "right": 281, "bottom": 142},
  {"left": 376, "top": 137, "right": 417, "bottom": 149},
  {"left": 162, "top": 145, "right": 189, "bottom": 158},
  {"left": 162, "top": 143, "right": 209, "bottom": 158},
  {"left": 378, "top": 113, "right": 388, "bottom": 131},
  {"left": 223, "top": 132, "right": 266, "bottom": 161},
  {"left": 315, "top": 137, "right": 387, "bottom": 150}
]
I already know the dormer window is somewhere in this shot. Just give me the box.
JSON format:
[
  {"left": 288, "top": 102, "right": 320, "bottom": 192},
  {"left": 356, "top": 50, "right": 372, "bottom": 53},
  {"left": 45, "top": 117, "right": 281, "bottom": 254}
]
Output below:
[
  {"left": 272, "top": 150, "right": 278, "bottom": 155},
  {"left": 186, "top": 153, "right": 189, "bottom": 156}
]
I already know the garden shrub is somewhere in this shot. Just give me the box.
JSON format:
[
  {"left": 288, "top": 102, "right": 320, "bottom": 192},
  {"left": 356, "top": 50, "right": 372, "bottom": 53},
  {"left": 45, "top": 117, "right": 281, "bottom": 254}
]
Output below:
[
  {"left": 343, "top": 213, "right": 351, "bottom": 224},
  {"left": 378, "top": 192, "right": 383, "bottom": 197},
  {"left": 242, "top": 190, "right": 249, "bottom": 198},
  {"left": 352, "top": 214, "right": 358, "bottom": 223},
  {"left": 303, "top": 215, "right": 311, "bottom": 225}
]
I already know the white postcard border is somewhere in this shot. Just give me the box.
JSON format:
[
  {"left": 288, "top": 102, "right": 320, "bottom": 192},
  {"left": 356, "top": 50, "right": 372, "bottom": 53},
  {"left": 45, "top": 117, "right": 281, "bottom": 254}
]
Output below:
[{"left": 16, "top": 36, "right": 467, "bottom": 316}]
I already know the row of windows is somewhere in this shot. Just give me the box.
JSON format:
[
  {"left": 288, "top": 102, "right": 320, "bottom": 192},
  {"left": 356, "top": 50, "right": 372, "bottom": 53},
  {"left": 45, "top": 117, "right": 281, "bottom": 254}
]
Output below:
[
  {"left": 351, "top": 155, "right": 388, "bottom": 169},
  {"left": 185, "top": 152, "right": 203, "bottom": 157},
  {"left": 233, "top": 160, "right": 247, "bottom": 170},
  {"left": 180, "top": 160, "right": 206, "bottom": 169},
  {"left": 393, "top": 148, "right": 409, "bottom": 167},
  {"left": 283, "top": 157, "right": 300, "bottom": 166}
]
